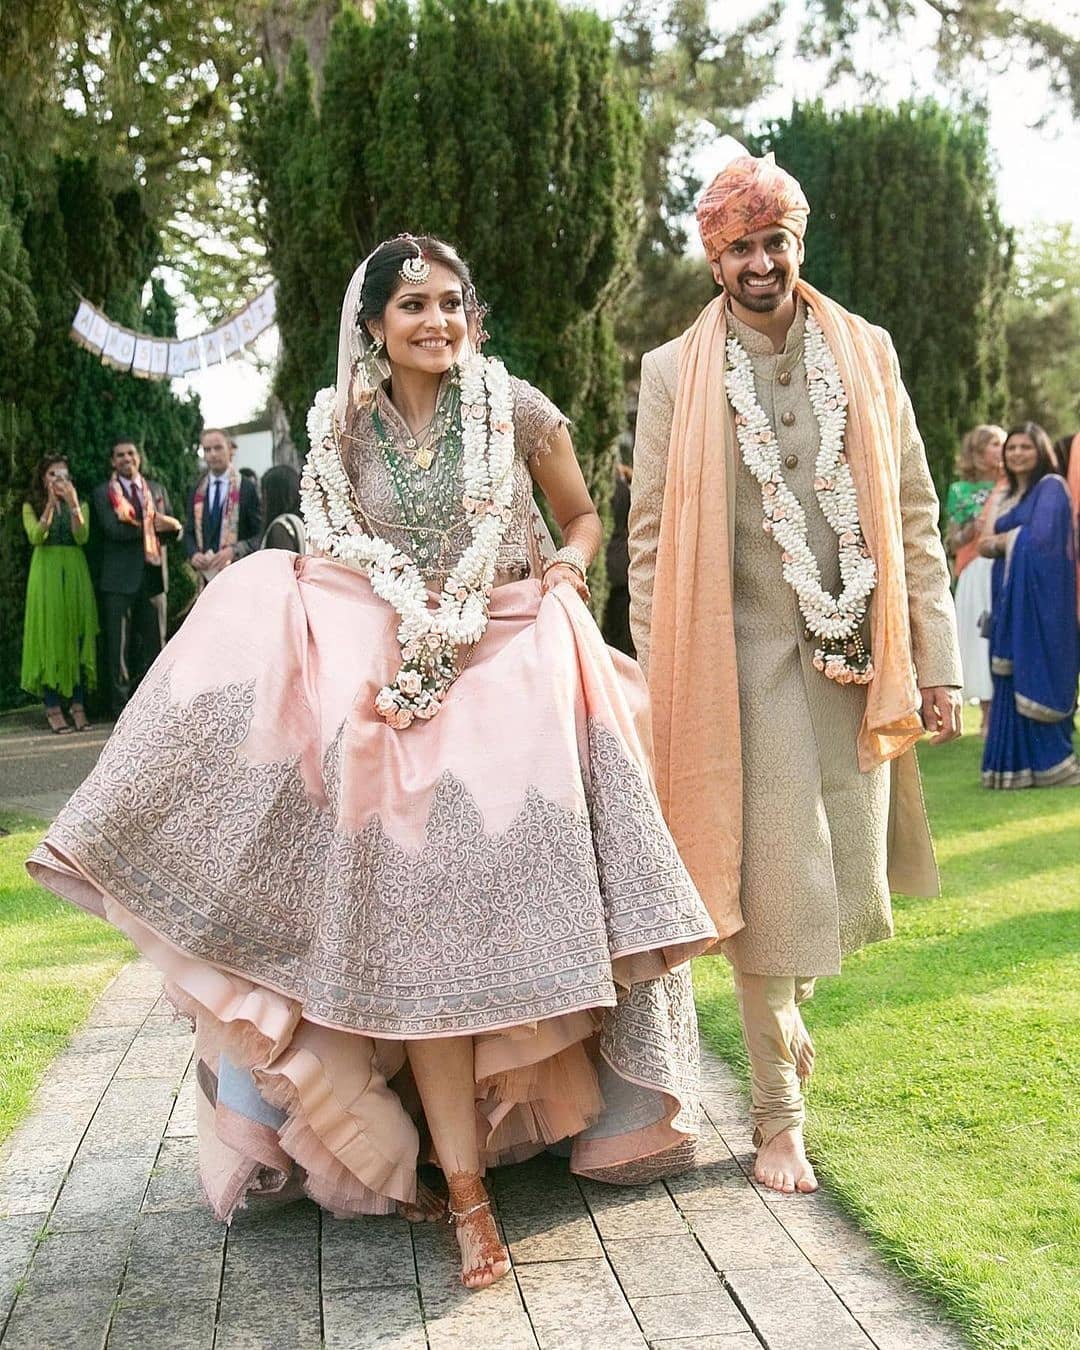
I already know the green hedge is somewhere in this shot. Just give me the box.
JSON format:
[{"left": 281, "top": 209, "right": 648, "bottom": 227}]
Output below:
[
  {"left": 755, "top": 102, "right": 1012, "bottom": 495},
  {"left": 0, "top": 153, "right": 201, "bottom": 709}
]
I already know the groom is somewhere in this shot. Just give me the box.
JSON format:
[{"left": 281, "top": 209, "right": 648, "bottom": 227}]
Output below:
[{"left": 628, "top": 146, "right": 962, "bottom": 1193}]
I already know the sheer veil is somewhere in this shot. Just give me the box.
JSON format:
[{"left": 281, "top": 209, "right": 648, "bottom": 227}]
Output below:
[{"left": 333, "top": 251, "right": 388, "bottom": 427}]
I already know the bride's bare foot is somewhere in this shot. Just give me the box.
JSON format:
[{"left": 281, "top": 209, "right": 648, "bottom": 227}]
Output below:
[
  {"left": 754, "top": 1126, "right": 818, "bottom": 1195},
  {"left": 791, "top": 1010, "right": 815, "bottom": 1085},
  {"left": 397, "top": 1179, "right": 446, "bottom": 1223},
  {"left": 446, "top": 1172, "right": 510, "bottom": 1290}
]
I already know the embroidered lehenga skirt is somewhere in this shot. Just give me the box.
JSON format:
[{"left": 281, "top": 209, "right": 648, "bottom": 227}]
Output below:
[{"left": 29, "top": 551, "right": 716, "bottom": 1219}]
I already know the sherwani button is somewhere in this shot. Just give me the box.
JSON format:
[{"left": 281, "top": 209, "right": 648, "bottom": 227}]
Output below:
[
  {"left": 778, "top": 370, "right": 792, "bottom": 385},
  {"left": 785, "top": 453, "right": 799, "bottom": 469},
  {"left": 781, "top": 410, "right": 796, "bottom": 426}
]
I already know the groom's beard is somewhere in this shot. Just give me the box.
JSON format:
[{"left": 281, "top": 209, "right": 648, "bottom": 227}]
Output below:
[{"left": 728, "top": 262, "right": 796, "bottom": 313}]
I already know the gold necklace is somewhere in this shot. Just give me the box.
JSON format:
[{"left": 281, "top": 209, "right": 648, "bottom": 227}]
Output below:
[{"left": 398, "top": 387, "right": 458, "bottom": 470}]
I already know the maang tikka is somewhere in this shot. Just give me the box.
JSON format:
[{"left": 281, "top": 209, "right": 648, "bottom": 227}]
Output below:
[{"left": 400, "top": 250, "right": 431, "bottom": 285}]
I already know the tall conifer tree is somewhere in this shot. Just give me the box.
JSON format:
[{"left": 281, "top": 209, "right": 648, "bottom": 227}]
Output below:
[
  {"left": 246, "top": 0, "right": 642, "bottom": 599},
  {"left": 0, "top": 155, "right": 201, "bottom": 708},
  {"left": 758, "top": 102, "right": 1012, "bottom": 492}
]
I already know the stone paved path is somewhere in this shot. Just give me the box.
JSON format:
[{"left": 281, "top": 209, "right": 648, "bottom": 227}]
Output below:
[
  {"left": 0, "top": 712, "right": 110, "bottom": 822},
  {"left": 0, "top": 959, "right": 969, "bottom": 1350}
]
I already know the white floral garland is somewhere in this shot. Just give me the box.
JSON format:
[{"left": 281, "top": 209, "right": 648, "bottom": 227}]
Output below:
[
  {"left": 300, "top": 355, "right": 515, "bottom": 728},
  {"left": 725, "top": 310, "right": 877, "bottom": 685}
]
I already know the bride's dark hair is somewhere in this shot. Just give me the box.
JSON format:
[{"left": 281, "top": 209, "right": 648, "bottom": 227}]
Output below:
[{"left": 356, "top": 235, "right": 483, "bottom": 331}]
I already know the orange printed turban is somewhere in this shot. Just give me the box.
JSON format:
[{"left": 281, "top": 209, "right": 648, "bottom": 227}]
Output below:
[{"left": 696, "top": 152, "right": 810, "bottom": 262}]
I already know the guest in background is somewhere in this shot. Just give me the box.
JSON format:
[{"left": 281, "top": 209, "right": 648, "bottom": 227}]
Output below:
[
  {"left": 239, "top": 466, "right": 258, "bottom": 487},
  {"left": 185, "top": 429, "right": 262, "bottom": 587},
  {"left": 91, "top": 441, "right": 182, "bottom": 717},
  {"left": 259, "top": 464, "right": 305, "bottom": 552},
  {"left": 946, "top": 424, "right": 1004, "bottom": 735},
  {"left": 21, "top": 456, "right": 99, "bottom": 733},
  {"left": 981, "top": 422, "right": 1079, "bottom": 788}
]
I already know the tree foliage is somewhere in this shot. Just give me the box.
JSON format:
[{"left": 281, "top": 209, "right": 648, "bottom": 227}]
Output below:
[
  {"left": 0, "top": 152, "right": 201, "bottom": 709},
  {"left": 755, "top": 101, "right": 1012, "bottom": 494},
  {"left": 611, "top": 0, "right": 782, "bottom": 377},
  {"left": 0, "top": 0, "right": 266, "bottom": 316},
  {"left": 801, "top": 0, "right": 1080, "bottom": 122},
  {"left": 246, "top": 0, "right": 642, "bottom": 601},
  {"left": 1005, "top": 223, "right": 1080, "bottom": 438}
]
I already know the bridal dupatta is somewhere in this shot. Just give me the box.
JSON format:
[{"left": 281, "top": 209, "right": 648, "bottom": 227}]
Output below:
[{"left": 647, "top": 282, "right": 925, "bottom": 936}]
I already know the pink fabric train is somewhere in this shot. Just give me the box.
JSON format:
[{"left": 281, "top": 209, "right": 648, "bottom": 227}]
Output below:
[{"left": 29, "top": 550, "right": 716, "bottom": 1219}]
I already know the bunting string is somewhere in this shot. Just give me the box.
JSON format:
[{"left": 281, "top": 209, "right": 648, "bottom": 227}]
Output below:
[{"left": 69, "top": 284, "right": 277, "bottom": 380}]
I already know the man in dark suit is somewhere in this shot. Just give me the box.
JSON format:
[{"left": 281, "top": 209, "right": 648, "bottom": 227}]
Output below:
[
  {"left": 184, "top": 428, "right": 262, "bottom": 587},
  {"left": 92, "top": 440, "right": 183, "bottom": 716}
]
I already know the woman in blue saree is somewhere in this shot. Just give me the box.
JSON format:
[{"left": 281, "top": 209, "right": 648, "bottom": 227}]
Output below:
[{"left": 981, "top": 422, "right": 1080, "bottom": 788}]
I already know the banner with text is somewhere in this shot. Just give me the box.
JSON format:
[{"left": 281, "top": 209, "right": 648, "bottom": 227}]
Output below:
[{"left": 69, "top": 284, "right": 277, "bottom": 380}]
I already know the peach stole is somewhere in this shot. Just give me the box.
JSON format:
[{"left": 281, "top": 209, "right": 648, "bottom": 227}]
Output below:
[{"left": 647, "top": 282, "right": 924, "bottom": 938}]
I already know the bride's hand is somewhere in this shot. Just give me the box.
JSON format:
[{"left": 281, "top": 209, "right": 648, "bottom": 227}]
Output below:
[{"left": 542, "top": 562, "right": 590, "bottom": 603}]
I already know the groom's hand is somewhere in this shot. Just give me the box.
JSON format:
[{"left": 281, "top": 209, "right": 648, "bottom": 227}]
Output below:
[{"left": 920, "top": 686, "right": 963, "bottom": 744}]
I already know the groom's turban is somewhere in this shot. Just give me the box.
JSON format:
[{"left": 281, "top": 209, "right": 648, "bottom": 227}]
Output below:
[{"left": 696, "top": 153, "right": 810, "bottom": 263}]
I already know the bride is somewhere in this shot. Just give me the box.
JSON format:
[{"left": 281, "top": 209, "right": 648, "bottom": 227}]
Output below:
[{"left": 29, "top": 234, "right": 718, "bottom": 1289}]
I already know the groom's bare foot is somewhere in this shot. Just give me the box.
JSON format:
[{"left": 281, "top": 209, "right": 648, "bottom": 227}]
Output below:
[
  {"left": 754, "top": 1126, "right": 818, "bottom": 1194},
  {"left": 791, "top": 1010, "right": 815, "bottom": 1084}
]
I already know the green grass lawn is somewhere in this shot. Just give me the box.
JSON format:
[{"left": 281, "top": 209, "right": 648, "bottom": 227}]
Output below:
[
  {"left": 1, "top": 725, "right": 1077, "bottom": 1346},
  {"left": 0, "top": 813, "right": 133, "bottom": 1145},
  {"left": 695, "top": 714, "right": 1080, "bottom": 1350}
]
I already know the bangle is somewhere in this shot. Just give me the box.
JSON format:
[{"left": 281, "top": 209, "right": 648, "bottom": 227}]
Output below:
[{"left": 543, "top": 546, "right": 588, "bottom": 583}]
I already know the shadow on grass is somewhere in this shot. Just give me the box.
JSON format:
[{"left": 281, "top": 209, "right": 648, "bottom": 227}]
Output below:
[
  {"left": 698, "top": 904, "right": 1078, "bottom": 1040},
  {"left": 898, "top": 824, "right": 1080, "bottom": 901},
  {"left": 813, "top": 907, "right": 1078, "bottom": 1026}
]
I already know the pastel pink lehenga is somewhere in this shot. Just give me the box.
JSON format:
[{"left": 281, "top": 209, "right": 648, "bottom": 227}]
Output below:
[{"left": 28, "top": 378, "right": 717, "bottom": 1222}]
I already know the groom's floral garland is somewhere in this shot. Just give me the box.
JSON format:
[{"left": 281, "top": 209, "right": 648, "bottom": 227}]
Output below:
[
  {"left": 300, "top": 355, "right": 515, "bottom": 728},
  {"left": 725, "top": 310, "right": 877, "bottom": 685}
]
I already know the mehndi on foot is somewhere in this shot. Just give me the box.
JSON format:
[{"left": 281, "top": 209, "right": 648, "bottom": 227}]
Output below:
[{"left": 446, "top": 1172, "right": 511, "bottom": 1290}]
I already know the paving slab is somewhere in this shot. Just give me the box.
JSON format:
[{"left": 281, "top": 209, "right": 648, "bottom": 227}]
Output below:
[
  {"left": 322, "top": 1286, "right": 427, "bottom": 1350},
  {"left": 632, "top": 1288, "right": 748, "bottom": 1342},
  {"left": 107, "top": 1300, "right": 218, "bottom": 1350},
  {"left": 321, "top": 1214, "right": 415, "bottom": 1291},
  {"left": 0, "top": 955, "right": 973, "bottom": 1350},
  {"left": 0, "top": 1215, "right": 45, "bottom": 1325},
  {"left": 119, "top": 1208, "right": 225, "bottom": 1305},
  {"left": 516, "top": 1257, "right": 646, "bottom": 1349},
  {"left": 604, "top": 1233, "right": 718, "bottom": 1298}
]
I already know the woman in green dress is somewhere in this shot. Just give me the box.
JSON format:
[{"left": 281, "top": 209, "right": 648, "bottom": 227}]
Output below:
[{"left": 21, "top": 455, "right": 99, "bottom": 733}]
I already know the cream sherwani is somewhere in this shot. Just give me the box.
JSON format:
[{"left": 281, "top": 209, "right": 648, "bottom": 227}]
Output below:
[{"left": 629, "top": 299, "right": 961, "bottom": 977}]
